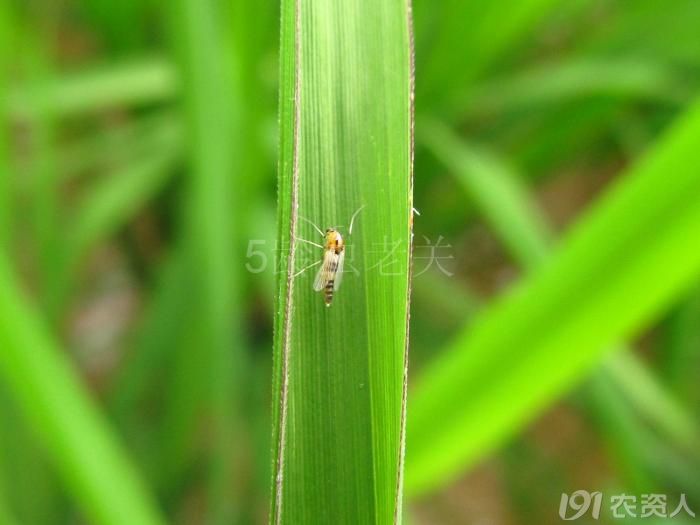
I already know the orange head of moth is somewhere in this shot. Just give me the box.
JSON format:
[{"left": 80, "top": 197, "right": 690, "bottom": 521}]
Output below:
[{"left": 324, "top": 228, "right": 344, "bottom": 254}]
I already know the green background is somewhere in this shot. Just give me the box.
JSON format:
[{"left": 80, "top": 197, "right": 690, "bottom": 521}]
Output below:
[{"left": 1, "top": 0, "right": 700, "bottom": 524}]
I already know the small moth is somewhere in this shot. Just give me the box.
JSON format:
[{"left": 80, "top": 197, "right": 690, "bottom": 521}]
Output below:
[
  {"left": 313, "top": 228, "right": 345, "bottom": 305},
  {"left": 295, "top": 206, "right": 365, "bottom": 307}
]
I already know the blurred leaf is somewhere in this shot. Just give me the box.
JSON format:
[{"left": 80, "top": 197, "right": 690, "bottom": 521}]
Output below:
[
  {"left": 408, "top": 98, "right": 700, "bottom": 495},
  {"left": 167, "top": 0, "right": 248, "bottom": 521},
  {"left": 105, "top": 248, "right": 199, "bottom": 499},
  {"left": 664, "top": 286, "right": 700, "bottom": 405},
  {"left": 417, "top": 0, "right": 569, "bottom": 110},
  {"left": 52, "top": 112, "right": 182, "bottom": 183},
  {"left": 585, "top": 372, "right": 658, "bottom": 492},
  {"left": 8, "top": 57, "right": 177, "bottom": 120},
  {"left": 0, "top": 257, "right": 164, "bottom": 525},
  {"left": 17, "top": 37, "right": 63, "bottom": 318},
  {"left": 79, "top": 0, "right": 151, "bottom": 53},
  {"left": 0, "top": 5, "right": 11, "bottom": 247},
  {"left": 602, "top": 352, "right": 699, "bottom": 455},
  {"left": 420, "top": 118, "right": 700, "bottom": 455},
  {"left": 0, "top": 387, "right": 62, "bottom": 525},
  {"left": 419, "top": 117, "right": 552, "bottom": 268},
  {"left": 40, "top": 121, "right": 182, "bottom": 316},
  {"left": 592, "top": 361, "right": 700, "bottom": 500},
  {"left": 410, "top": 271, "right": 483, "bottom": 377},
  {"left": 271, "top": 0, "right": 413, "bottom": 523},
  {"left": 108, "top": 249, "right": 191, "bottom": 430},
  {"left": 65, "top": 121, "right": 181, "bottom": 262},
  {"left": 0, "top": 8, "right": 64, "bottom": 524},
  {"left": 459, "top": 58, "right": 689, "bottom": 120},
  {"left": 417, "top": 117, "right": 700, "bottom": 498},
  {"left": 510, "top": 98, "right": 625, "bottom": 173},
  {"left": 580, "top": 0, "right": 700, "bottom": 67},
  {"left": 0, "top": 494, "right": 18, "bottom": 525}
]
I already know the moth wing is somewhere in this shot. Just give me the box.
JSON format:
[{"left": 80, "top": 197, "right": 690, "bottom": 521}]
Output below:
[
  {"left": 312, "top": 258, "right": 326, "bottom": 291},
  {"left": 313, "top": 250, "right": 338, "bottom": 291},
  {"left": 333, "top": 251, "right": 345, "bottom": 291}
]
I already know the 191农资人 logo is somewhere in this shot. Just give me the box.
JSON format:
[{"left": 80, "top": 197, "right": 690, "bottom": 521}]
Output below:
[{"left": 559, "top": 491, "right": 695, "bottom": 521}]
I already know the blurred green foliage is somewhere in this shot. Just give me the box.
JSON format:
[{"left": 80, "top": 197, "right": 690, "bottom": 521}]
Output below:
[{"left": 1, "top": 0, "right": 699, "bottom": 524}]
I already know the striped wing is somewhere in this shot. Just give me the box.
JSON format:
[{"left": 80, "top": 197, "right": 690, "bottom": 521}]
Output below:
[
  {"left": 333, "top": 250, "right": 344, "bottom": 291},
  {"left": 313, "top": 250, "right": 340, "bottom": 291}
]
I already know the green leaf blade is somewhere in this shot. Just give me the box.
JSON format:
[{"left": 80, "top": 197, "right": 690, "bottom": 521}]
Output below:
[
  {"left": 0, "top": 259, "right": 165, "bottom": 525},
  {"left": 272, "top": 1, "right": 414, "bottom": 523},
  {"left": 420, "top": 116, "right": 700, "bottom": 493},
  {"left": 407, "top": 97, "right": 700, "bottom": 496}
]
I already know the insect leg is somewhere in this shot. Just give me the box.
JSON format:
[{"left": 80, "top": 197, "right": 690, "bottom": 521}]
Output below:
[
  {"left": 294, "top": 236, "right": 324, "bottom": 249},
  {"left": 292, "top": 259, "right": 322, "bottom": 278},
  {"left": 348, "top": 205, "right": 366, "bottom": 235},
  {"left": 299, "top": 216, "right": 325, "bottom": 237}
]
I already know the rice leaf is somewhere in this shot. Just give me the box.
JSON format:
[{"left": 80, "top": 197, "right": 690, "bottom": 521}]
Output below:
[{"left": 271, "top": 0, "right": 414, "bottom": 522}]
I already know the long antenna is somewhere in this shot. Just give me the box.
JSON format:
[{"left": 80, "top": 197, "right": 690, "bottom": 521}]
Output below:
[
  {"left": 348, "top": 205, "right": 366, "bottom": 235},
  {"left": 299, "top": 215, "right": 325, "bottom": 237}
]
